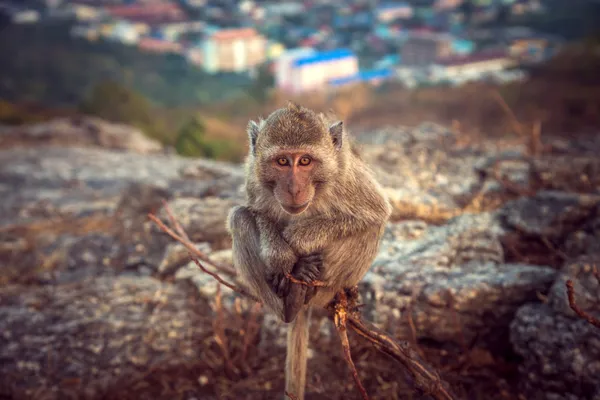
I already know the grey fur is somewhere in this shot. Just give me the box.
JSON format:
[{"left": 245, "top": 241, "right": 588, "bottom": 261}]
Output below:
[{"left": 227, "top": 103, "right": 392, "bottom": 400}]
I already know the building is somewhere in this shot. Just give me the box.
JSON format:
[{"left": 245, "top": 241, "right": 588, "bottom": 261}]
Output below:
[
  {"left": 108, "top": 20, "right": 140, "bottom": 44},
  {"left": 105, "top": 2, "right": 184, "bottom": 21},
  {"left": 138, "top": 38, "right": 183, "bottom": 54},
  {"left": 152, "top": 20, "right": 204, "bottom": 41},
  {"left": 434, "top": 0, "right": 463, "bottom": 10},
  {"left": 267, "top": 42, "right": 286, "bottom": 61},
  {"left": 375, "top": 3, "right": 413, "bottom": 22},
  {"left": 201, "top": 28, "right": 267, "bottom": 74},
  {"left": 70, "top": 24, "right": 101, "bottom": 41},
  {"left": 401, "top": 32, "right": 454, "bottom": 66},
  {"left": 284, "top": 49, "right": 359, "bottom": 94},
  {"left": 431, "top": 51, "right": 516, "bottom": 83},
  {"left": 186, "top": 47, "right": 203, "bottom": 67},
  {"left": 275, "top": 47, "right": 316, "bottom": 92},
  {"left": 7, "top": 9, "right": 41, "bottom": 24},
  {"left": 265, "top": 2, "right": 305, "bottom": 18},
  {"left": 328, "top": 69, "right": 395, "bottom": 89}
]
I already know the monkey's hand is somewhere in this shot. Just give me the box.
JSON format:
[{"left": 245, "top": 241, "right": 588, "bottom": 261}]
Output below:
[
  {"left": 283, "top": 252, "right": 324, "bottom": 322},
  {"left": 291, "top": 252, "right": 323, "bottom": 305},
  {"left": 266, "top": 270, "right": 291, "bottom": 298},
  {"left": 262, "top": 245, "right": 297, "bottom": 298}
]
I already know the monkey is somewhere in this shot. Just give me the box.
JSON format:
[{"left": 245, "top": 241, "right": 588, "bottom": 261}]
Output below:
[{"left": 226, "top": 102, "right": 392, "bottom": 400}]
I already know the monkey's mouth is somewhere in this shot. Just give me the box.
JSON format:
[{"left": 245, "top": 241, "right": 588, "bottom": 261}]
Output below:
[{"left": 282, "top": 202, "right": 310, "bottom": 215}]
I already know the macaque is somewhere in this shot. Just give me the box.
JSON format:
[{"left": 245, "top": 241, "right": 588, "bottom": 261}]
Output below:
[{"left": 226, "top": 102, "right": 391, "bottom": 399}]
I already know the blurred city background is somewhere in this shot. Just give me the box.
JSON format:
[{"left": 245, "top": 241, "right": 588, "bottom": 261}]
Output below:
[
  {"left": 1, "top": 1, "right": 600, "bottom": 400},
  {"left": 1, "top": 0, "right": 599, "bottom": 161}
]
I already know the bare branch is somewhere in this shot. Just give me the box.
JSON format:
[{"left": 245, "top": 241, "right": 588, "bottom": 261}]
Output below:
[
  {"left": 566, "top": 280, "right": 600, "bottom": 329},
  {"left": 212, "top": 284, "right": 239, "bottom": 377},
  {"left": 332, "top": 291, "right": 370, "bottom": 400},
  {"left": 285, "top": 391, "right": 298, "bottom": 400},
  {"left": 148, "top": 211, "right": 459, "bottom": 400},
  {"left": 148, "top": 213, "right": 259, "bottom": 302},
  {"left": 240, "top": 302, "right": 262, "bottom": 368},
  {"left": 491, "top": 90, "right": 526, "bottom": 138},
  {"left": 285, "top": 272, "right": 327, "bottom": 288}
]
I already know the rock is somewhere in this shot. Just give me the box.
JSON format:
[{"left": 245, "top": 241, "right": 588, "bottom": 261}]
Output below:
[
  {"left": 511, "top": 258, "right": 600, "bottom": 400},
  {"left": 0, "top": 147, "right": 243, "bottom": 227},
  {"left": 534, "top": 155, "right": 600, "bottom": 194},
  {"left": 563, "top": 204, "right": 600, "bottom": 258},
  {"left": 159, "top": 197, "right": 241, "bottom": 249},
  {"left": 363, "top": 213, "right": 558, "bottom": 344},
  {"left": 0, "top": 117, "right": 163, "bottom": 153},
  {"left": 157, "top": 242, "right": 212, "bottom": 277},
  {"left": 0, "top": 276, "right": 210, "bottom": 399},
  {"left": 500, "top": 191, "right": 600, "bottom": 240},
  {"left": 383, "top": 187, "right": 459, "bottom": 223}
]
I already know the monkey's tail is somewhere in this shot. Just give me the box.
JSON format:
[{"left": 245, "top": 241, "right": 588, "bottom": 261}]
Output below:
[{"left": 284, "top": 306, "right": 311, "bottom": 400}]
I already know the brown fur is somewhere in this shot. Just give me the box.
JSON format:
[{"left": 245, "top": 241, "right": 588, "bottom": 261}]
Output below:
[{"left": 227, "top": 102, "right": 392, "bottom": 400}]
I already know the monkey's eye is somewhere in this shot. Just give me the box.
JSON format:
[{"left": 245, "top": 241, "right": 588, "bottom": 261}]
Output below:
[
  {"left": 276, "top": 157, "right": 289, "bottom": 166},
  {"left": 298, "top": 156, "right": 312, "bottom": 166}
]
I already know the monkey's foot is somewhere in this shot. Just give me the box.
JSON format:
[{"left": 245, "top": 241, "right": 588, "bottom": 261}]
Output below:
[
  {"left": 266, "top": 271, "right": 290, "bottom": 298},
  {"left": 292, "top": 252, "right": 323, "bottom": 304},
  {"left": 344, "top": 286, "right": 360, "bottom": 302},
  {"left": 284, "top": 284, "right": 307, "bottom": 323}
]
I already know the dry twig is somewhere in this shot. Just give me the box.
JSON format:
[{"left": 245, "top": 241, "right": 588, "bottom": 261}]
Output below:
[
  {"left": 566, "top": 275, "right": 600, "bottom": 329},
  {"left": 212, "top": 284, "right": 239, "bottom": 377},
  {"left": 285, "top": 272, "right": 327, "bottom": 287},
  {"left": 148, "top": 209, "right": 459, "bottom": 400},
  {"left": 332, "top": 291, "right": 370, "bottom": 400},
  {"left": 148, "top": 213, "right": 259, "bottom": 302}
]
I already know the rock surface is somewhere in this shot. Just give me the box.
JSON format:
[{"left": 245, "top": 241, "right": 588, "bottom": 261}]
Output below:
[
  {"left": 0, "top": 117, "right": 164, "bottom": 154},
  {"left": 363, "top": 213, "right": 558, "bottom": 344},
  {"left": 511, "top": 257, "right": 600, "bottom": 400},
  {"left": 0, "top": 276, "right": 211, "bottom": 399},
  {"left": 1, "top": 120, "right": 600, "bottom": 399}
]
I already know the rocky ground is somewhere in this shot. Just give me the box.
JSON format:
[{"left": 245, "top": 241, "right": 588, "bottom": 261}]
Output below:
[{"left": 0, "top": 117, "right": 599, "bottom": 400}]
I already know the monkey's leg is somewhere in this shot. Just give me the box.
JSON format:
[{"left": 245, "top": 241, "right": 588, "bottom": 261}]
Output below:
[
  {"left": 228, "top": 206, "right": 285, "bottom": 320},
  {"left": 283, "top": 252, "right": 323, "bottom": 322}
]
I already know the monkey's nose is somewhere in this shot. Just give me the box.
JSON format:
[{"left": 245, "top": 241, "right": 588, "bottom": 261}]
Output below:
[{"left": 288, "top": 185, "right": 302, "bottom": 201}]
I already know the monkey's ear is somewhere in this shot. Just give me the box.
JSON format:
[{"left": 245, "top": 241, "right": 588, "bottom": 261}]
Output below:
[
  {"left": 329, "top": 121, "right": 343, "bottom": 150},
  {"left": 247, "top": 120, "right": 260, "bottom": 154},
  {"left": 287, "top": 101, "right": 301, "bottom": 111}
]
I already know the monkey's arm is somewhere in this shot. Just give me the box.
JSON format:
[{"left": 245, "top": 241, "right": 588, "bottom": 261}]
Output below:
[
  {"left": 254, "top": 214, "right": 297, "bottom": 272},
  {"left": 283, "top": 208, "right": 388, "bottom": 255}
]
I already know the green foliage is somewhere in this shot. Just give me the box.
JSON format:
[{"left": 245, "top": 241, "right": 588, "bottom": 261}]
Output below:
[
  {"left": 79, "top": 80, "right": 169, "bottom": 142},
  {"left": 0, "top": 23, "right": 254, "bottom": 108},
  {"left": 174, "top": 116, "right": 244, "bottom": 162},
  {"left": 245, "top": 65, "right": 275, "bottom": 104}
]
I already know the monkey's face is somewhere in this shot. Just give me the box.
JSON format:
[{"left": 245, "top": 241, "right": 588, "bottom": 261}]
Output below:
[{"left": 266, "top": 151, "right": 320, "bottom": 215}]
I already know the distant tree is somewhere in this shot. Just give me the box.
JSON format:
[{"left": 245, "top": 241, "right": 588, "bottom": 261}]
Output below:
[
  {"left": 79, "top": 80, "right": 167, "bottom": 141},
  {"left": 175, "top": 116, "right": 208, "bottom": 157},
  {"left": 174, "top": 115, "right": 245, "bottom": 161},
  {"left": 246, "top": 64, "right": 274, "bottom": 104},
  {"left": 80, "top": 80, "right": 152, "bottom": 124}
]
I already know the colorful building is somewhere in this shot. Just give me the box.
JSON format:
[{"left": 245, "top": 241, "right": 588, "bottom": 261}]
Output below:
[
  {"left": 275, "top": 47, "right": 316, "bottom": 92},
  {"left": 328, "top": 69, "right": 395, "bottom": 89},
  {"left": 431, "top": 51, "right": 516, "bottom": 83},
  {"left": 201, "top": 28, "right": 267, "bottom": 74},
  {"left": 401, "top": 32, "right": 454, "bottom": 66},
  {"left": 281, "top": 49, "right": 359, "bottom": 94},
  {"left": 375, "top": 3, "right": 413, "bottom": 22}
]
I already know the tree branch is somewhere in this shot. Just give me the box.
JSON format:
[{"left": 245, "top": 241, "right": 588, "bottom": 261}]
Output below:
[
  {"left": 149, "top": 208, "right": 458, "bottom": 400},
  {"left": 566, "top": 279, "right": 600, "bottom": 329}
]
